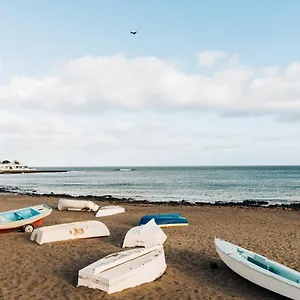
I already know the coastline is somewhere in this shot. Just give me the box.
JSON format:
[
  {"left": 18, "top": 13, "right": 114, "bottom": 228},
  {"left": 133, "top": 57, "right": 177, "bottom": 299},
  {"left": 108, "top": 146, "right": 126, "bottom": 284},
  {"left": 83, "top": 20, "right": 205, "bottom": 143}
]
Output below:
[
  {"left": 0, "top": 169, "right": 68, "bottom": 174},
  {"left": 1, "top": 186, "right": 300, "bottom": 210},
  {"left": 0, "top": 193, "right": 298, "bottom": 300}
]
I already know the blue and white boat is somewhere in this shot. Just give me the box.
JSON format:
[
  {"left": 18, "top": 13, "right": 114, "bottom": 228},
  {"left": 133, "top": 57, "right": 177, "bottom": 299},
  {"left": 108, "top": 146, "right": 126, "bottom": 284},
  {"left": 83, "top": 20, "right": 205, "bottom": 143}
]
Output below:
[
  {"left": 0, "top": 204, "right": 52, "bottom": 233},
  {"left": 138, "top": 213, "right": 188, "bottom": 227},
  {"left": 215, "top": 238, "right": 300, "bottom": 299}
]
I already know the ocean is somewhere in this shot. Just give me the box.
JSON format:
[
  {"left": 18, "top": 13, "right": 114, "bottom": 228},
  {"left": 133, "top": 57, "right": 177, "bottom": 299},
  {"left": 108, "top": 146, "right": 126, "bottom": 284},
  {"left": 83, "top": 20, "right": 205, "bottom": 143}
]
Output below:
[{"left": 1, "top": 166, "right": 300, "bottom": 205}]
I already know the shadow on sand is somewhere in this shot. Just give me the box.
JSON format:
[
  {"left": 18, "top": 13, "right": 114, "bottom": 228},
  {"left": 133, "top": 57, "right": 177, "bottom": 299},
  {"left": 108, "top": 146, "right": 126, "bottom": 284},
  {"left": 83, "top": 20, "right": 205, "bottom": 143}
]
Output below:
[{"left": 167, "top": 248, "right": 287, "bottom": 300}]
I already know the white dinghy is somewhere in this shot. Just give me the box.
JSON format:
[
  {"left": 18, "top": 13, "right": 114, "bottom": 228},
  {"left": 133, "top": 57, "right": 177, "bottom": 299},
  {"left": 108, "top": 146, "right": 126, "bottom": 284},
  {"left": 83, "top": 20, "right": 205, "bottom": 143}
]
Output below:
[
  {"left": 95, "top": 205, "right": 125, "bottom": 217},
  {"left": 58, "top": 199, "right": 99, "bottom": 212},
  {"left": 122, "top": 218, "right": 167, "bottom": 248},
  {"left": 30, "top": 220, "right": 110, "bottom": 245},
  {"left": 0, "top": 204, "right": 52, "bottom": 233},
  {"left": 77, "top": 245, "right": 166, "bottom": 294},
  {"left": 215, "top": 238, "right": 300, "bottom": 299}
]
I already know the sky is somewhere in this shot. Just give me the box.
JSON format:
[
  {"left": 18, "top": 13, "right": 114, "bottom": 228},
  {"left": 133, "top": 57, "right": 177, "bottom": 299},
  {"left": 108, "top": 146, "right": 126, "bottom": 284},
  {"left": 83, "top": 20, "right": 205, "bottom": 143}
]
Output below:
[{"left": 1, "top": 0, "right": 300, "bottom": 167}]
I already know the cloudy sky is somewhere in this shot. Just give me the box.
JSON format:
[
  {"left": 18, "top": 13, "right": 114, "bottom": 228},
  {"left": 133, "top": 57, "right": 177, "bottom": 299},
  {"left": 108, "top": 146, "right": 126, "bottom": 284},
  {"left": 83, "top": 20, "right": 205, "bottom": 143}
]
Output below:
[{"left": 1, "top": 0, "right": 300, "bottom": 167}]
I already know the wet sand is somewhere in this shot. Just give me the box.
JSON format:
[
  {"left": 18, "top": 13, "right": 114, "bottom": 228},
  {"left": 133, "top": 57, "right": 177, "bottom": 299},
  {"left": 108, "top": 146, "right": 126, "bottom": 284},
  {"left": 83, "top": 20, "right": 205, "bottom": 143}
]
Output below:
[{"left": 0, "top": 193, "right": 299, "bottom": 300}]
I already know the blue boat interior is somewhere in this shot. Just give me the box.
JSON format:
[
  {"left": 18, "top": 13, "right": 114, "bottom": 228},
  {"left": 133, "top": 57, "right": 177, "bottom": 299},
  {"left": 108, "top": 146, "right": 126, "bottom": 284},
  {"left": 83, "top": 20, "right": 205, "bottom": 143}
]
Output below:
[
  {"left": 1, "top": 208, "right": 40, "bottom": 222},
  {"left": 138, "top": 213, "right": 188, "bottom": 226},
  {"left": 152, "top": 218, "right": 187, "bottom": 225},
  {"left": 237, "top": 248, "right": 300, "bottom": 284},
  {"left": 142, "top": 213, "right": 181, "bottom": 218}
]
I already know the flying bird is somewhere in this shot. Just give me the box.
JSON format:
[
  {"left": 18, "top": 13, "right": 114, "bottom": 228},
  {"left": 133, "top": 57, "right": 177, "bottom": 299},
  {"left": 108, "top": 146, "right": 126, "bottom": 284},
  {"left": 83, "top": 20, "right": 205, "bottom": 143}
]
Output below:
[{"left": 130, "top": 31, "right": 137, "bottom": 35}]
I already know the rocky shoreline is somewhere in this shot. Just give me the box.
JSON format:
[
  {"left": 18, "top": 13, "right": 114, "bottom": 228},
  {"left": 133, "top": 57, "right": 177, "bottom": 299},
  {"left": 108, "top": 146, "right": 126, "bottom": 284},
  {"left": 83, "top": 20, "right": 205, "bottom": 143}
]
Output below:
[{"left": 1, "top": 186, "right": 300, "bottom": 210}]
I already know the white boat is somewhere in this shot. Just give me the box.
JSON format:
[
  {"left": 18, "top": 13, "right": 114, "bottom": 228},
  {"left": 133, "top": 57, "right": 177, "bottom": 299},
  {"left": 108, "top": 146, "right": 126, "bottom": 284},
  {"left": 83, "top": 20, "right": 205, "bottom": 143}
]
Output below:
[
  {"left": 30, "top": 220, "right": 110, "bottom": 245},
  {"left": 0, "top": 160, "right": 36, "bottom": 173},
  {"left": 58, "top": 199, "right": 99, "bottom": 212},
  {"left": 122, "top": 218, "right": 167, "bottom": 248},
  {"left": 0, "top": 204, "right": 52, "bottom": 233},
  {"left": 95, "top": 205, "right": 125, "bottom": 217},
  {"left": 77, "top": 245, "right": 166, "bottom": 294},
  {"left": 215, "top": 238, "right": 300, "bottom": 299}
]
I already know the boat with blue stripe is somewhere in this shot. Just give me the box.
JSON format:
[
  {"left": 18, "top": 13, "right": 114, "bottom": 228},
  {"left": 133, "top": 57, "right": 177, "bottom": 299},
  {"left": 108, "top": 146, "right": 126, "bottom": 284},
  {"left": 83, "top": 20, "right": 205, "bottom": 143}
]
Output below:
[
  {"left": 215, "top": 238, "right": 300, "bottom": 299},
  {"left": 138, "top": 213, "right": 188, "bottom": 227},
  {"left": 0, "top": 204, "right": 52, "bottom": 233}
]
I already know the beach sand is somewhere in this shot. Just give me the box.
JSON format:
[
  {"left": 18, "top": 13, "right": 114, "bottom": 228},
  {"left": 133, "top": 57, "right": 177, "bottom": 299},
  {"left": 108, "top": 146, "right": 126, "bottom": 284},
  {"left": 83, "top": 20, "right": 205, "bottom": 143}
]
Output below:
[{"left": 0, "top": 193, "right": 299, "bottom": 300}]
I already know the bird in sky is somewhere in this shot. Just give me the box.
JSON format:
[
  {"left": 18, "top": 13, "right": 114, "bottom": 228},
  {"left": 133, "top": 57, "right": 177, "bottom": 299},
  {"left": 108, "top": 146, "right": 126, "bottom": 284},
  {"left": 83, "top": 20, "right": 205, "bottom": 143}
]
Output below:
[{"left": 130, "top": 31, "right": 137, "bottom": 35}]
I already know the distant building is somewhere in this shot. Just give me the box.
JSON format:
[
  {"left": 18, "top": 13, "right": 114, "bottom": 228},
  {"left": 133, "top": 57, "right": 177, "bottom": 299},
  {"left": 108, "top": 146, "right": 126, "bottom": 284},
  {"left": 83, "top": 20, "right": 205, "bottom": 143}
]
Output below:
[{"left": 0, "top": 160, "right": 36, "bottom": 172}]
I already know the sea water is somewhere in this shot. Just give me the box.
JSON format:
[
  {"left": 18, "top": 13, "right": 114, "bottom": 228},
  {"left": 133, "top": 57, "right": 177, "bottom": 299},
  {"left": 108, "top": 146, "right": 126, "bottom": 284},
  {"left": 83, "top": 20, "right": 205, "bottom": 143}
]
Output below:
[{"left": 1, "top": 166, "right": 300, "bottom": 204}]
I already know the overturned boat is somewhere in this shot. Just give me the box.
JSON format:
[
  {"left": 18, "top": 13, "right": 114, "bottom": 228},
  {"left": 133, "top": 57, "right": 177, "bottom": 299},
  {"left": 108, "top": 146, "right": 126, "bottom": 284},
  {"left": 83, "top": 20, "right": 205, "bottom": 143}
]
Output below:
[
  {"left": 58, "top": 199, "right": 99, "bottom": 212},
  {"left": 215, "top": 238, "right": 300, "bottom": 299},
  {"left": 30, "top": 220, "right": 110, "bottom": 245},
  {"left": 77, "top": 245, "right": 166, "bottom": 294},
  {"left": 138, "top": 213, "right": 188, "bottom": 227},
  {"left": 0, "top": 204, "right": 52, "bottom": 233},
  {"left": 123, "top": 218, "right": 167, "bottom": 248},
  {"left": 95, "top": 205, "right": 125, "bottom": 217}
]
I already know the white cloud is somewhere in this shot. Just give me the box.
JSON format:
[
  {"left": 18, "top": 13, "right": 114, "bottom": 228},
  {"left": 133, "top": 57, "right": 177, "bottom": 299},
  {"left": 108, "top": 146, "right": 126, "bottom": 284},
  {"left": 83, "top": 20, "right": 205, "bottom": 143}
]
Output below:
[
  {"left": 261, "top": 66, "right": 280, "bottom": 76},
  {"left": 1, "top": 52, "right": 300, "bottom": 117},
  {"left": 196, "top": 50, "right": 227, "bottom": 67},
  {"left": 1, "top": 51, "right": 300, "bottom": 166}
]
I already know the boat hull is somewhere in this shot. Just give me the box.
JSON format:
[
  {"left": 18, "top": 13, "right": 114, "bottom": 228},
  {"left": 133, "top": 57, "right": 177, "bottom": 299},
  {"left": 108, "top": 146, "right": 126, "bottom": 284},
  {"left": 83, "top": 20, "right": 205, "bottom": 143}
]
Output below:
[
  {"left": 58, "top": 199, "right": 99, "bottom": 212},
  {"left": 0, "top": 218, "right": 45, "bottom": 233},
  {"left": 138, "top": 213, "right": 188, "bottom": 227},
  {"left": 122, "top": 218, "right": 167, "bottom": 248},
  {"left": 215, "top": 238, "right": 300, "bottom": 300},
  {"left": 77, "top": 245, "right": 167, "bottom": 294},
  {"left": 30, "top": 220, "right": 110, "bottom": 245},
  {"left": 0, "top": 204, "right": 52, "bottom": 233},
  {"left": 95, "top": 205, "right": 125, "bottom": 217}
]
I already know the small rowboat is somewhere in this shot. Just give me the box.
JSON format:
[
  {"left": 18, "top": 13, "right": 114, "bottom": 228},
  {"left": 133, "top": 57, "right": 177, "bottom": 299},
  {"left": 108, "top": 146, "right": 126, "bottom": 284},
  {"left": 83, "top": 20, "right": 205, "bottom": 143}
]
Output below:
[
  {"left": 58, "top": 198, "right": 99, "bottom": 212},
  {"left": 138, "top": 213, "right": 188, "bottom": 227},
  {"left": 95, "top": 205, "right": 125, "bottom": 217},
  {"left": 122, "top": 218, "right": 167, "bottom": 248},
  {"left": 0, "top": 204, "right": 52, "bottom": 233},
  {"left": 77, "top": 245, "right": 166, "bottom": 294},
  {"left": 215, "top": 238, "right": 300, "bottom": 299},
  {"left": 30, "top": 220, "right": 110, "bottom": 245}
]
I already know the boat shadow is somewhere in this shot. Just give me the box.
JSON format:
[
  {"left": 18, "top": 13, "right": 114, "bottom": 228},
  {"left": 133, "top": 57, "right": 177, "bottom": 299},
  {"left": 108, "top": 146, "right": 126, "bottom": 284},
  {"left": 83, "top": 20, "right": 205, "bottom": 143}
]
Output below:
[
  {"left": 52, "top": 240, "right": 117, "bottom": 285},
  {"left": 167, "top": 249, "right": 288, "bottom": 299},
  {"left": 50, "top": 226, "right": 129, "bottom": 282},
  {"left": 53, "top": 255, "right": 108, "bottom": 298},
  {"left": 104, "top": 225, "right": 130, "bottom": 247}
]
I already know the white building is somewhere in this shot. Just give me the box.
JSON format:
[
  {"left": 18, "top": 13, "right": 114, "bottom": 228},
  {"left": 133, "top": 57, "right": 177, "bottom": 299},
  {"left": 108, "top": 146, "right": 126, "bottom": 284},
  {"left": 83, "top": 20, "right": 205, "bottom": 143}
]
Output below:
[{"left": 0, "top": 160, "right": 36, "bottom": 172}]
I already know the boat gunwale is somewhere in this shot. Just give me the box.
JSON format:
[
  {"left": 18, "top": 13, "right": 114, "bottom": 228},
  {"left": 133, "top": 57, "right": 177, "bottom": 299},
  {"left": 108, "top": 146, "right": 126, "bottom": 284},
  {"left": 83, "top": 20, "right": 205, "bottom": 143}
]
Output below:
[
  {"left": 0, "top": 204, "right": 52, "bottom": 229},
  {"left": 215, "top": 238, "right": 300, "bottom": 289},
  {"left": 78, "top": 245, "right": 165, "bottom": 287}
]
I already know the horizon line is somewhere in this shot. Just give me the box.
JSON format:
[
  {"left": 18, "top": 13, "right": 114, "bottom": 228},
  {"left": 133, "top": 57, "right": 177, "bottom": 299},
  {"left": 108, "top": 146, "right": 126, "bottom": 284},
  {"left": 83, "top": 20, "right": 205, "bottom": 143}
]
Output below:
[{"left": 34, "top": 164, "right": 300, "bottom": 168}]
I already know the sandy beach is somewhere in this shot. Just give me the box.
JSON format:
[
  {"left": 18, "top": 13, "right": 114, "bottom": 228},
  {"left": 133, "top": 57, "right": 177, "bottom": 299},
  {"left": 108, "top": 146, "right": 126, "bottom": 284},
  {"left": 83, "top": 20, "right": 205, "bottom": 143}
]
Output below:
[{"left": 0, "top": 193, "right": 299, "bottom": 300}]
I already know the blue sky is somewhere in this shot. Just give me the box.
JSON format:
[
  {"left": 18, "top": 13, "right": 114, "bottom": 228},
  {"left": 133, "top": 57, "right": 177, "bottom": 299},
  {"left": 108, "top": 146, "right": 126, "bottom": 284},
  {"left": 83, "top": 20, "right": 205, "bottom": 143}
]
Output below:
[
  {"left": 1, "top": 1, "right": 300, "bottom": 166},
  {"left": 1, "top": 0, "right": 300, "bottom": 75}
]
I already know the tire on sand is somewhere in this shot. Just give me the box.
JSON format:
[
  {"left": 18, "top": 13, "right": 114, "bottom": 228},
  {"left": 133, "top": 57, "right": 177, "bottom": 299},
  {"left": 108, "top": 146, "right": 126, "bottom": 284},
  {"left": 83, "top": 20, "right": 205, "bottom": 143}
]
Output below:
[{"left": 23, "top": 224, "right": 34, "bottom": 233}]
